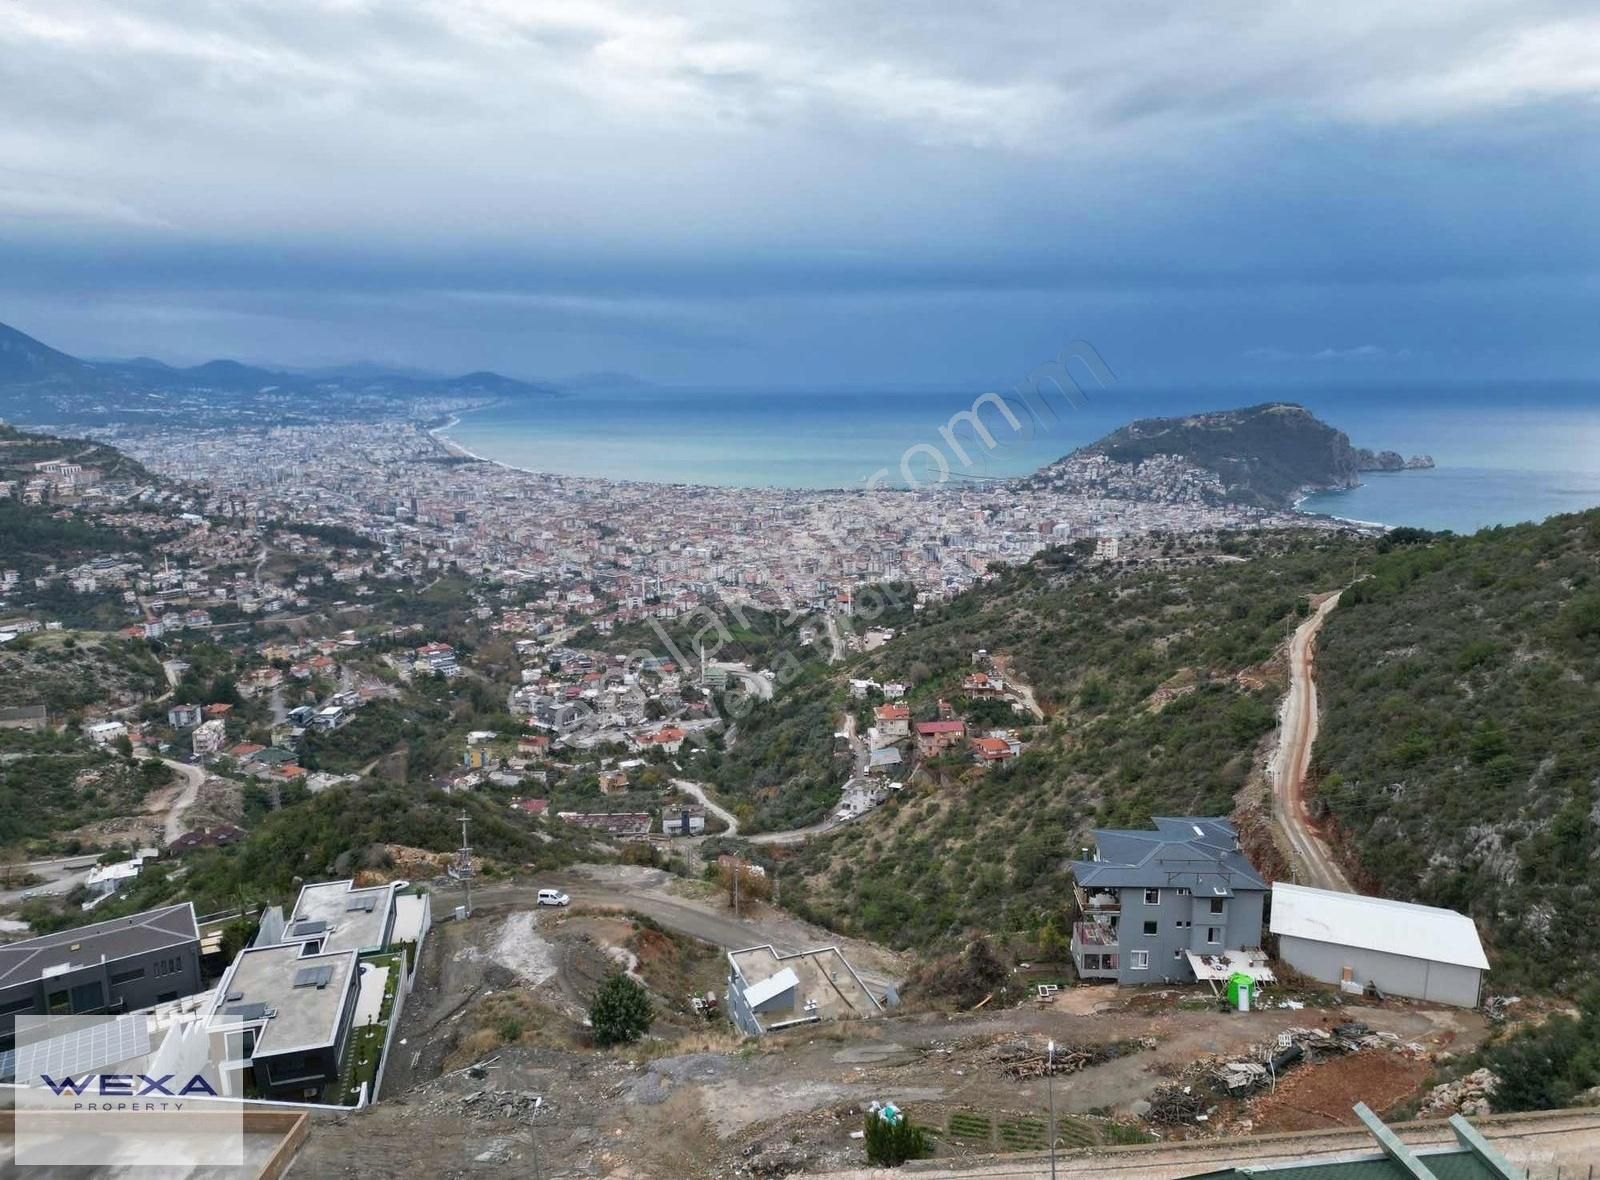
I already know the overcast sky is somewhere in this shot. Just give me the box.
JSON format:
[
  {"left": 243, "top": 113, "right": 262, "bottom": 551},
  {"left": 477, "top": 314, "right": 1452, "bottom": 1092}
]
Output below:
[{"left": 2, "top": 0, "right": 1597, "bottom": 385}]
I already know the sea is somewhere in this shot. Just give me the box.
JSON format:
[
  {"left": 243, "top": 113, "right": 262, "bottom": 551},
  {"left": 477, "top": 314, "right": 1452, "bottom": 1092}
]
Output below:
[{"left": 441, "top": 383, "right": 1600, "bottom": 535}]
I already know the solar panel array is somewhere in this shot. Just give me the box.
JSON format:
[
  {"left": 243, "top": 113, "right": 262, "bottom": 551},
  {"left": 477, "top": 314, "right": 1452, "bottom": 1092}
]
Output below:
[
  {"left": 10, "top": 1015, "right": 151, "bottom": 1084},
  {"left": 345, "top": 896, "right": 377, "bottom": 912}
]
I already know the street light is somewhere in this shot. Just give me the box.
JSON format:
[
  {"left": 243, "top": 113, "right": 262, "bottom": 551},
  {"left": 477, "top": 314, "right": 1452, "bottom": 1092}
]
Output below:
[{"left": 1046, "top": 1039, "right": 1058, "bottom": 1180}]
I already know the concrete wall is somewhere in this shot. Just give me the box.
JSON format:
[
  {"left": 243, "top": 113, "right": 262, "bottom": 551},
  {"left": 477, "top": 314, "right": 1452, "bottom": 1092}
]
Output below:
[
  {"left": 1278, "top": 934, "right": 1482, "bottom": 1007},
  {"left": 724, "top": 969, "right": 763, "bottom": 1037}
]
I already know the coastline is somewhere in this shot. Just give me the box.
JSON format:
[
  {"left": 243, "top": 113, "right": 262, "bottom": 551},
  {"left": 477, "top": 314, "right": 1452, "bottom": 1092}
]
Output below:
[{"left": 426, "top": 414, "right": 491, "bottom": 463}]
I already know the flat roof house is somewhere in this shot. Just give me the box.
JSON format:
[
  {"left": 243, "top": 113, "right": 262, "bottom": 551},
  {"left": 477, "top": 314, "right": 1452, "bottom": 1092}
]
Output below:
[
  {"left": 725, "top": 945, "right": 881, "bottom": 1037},
  {"left": 0, "top": 902, "right": 202, "bottom": 1053},
  {"left": 210, "top": 943, "right": 361, "bottom": 1102},
  {"left": 1270, "top": 882, "right": 1490, "bottom": 1008},
  {"left": 285, "top": 880, "right": 400, "bottom": 956},
  {"left": 1069, "top": 817, "right": 1268, "bottom": 986}
]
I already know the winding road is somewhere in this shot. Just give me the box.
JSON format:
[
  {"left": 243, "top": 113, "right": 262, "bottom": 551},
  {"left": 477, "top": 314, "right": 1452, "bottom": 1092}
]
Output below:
[
  {"left": 160, "top": 758, "right": 207, "bottom": 845},
  {"left": 1269, "top": 591, "right": 1353, "bottom": 892}
]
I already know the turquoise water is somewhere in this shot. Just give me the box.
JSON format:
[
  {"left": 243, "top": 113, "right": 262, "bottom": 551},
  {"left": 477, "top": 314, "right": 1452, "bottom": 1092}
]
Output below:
[{"left": 444, "top": 384, "right": 1600, "bottom": 533}]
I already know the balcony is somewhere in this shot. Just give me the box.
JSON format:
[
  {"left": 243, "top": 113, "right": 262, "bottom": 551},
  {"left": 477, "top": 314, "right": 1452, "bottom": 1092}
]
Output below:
[
  {"left": 1071, "top": 923, "right": 1121, "bottom": 979},
  {"left": 1072, "top": 921, "right": 1118, "bottom": 948},
  {"left": 1073, "top": 882, "right": 1121, "bottom": 915}
]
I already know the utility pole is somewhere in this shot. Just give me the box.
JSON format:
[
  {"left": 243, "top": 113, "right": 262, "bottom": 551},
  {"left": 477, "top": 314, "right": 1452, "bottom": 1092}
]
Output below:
[
  {"left": 457, "top": 811, "right": 474, "bottom": 917},
  {"left": 1046, "top": 1039, "right": 1058, "bottom": 1180},
  {"left": 731, "top": 854, "right": 740, "bottom": 917}
]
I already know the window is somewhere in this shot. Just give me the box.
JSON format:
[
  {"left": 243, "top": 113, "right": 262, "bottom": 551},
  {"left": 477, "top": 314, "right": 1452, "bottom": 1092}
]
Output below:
[
  {"left": 1209, "top": 897, "right": 1226, "bottom": 915},
  {"left": 1206, "top": 927, "right": 1221, "bottom": 945},
  {"left": 47, "top": 990, "right": 70, "bottom": 1015},
  {"left": 1081, "top": 954, "right": 1100, "bottom": 971},
  {"left": 1173, "top": 949, "right": 1183, "bottom": 960},
  {"left": 109, "top": 966, "right": 146, "bottom": 986},
  {"left": 1175, "top": 919, "right": 1191, "bottom": 929},
  {"left": 1143, "top": 888, "right": 1161, "bottom": 905},
  {"left": 153, "top": 956, "right": 184, "bottom": 978},
  {"left": 1130, "top": 950, "right": 1149, "bottom": 971},
  {"left": 0, "top": 996, "right": 36, "bottom": 1017},
  {"left": 1142, "top": 920, "right": 1158, "bottom": 936},
  {"left": 69, "top": 981, "right": 105, "bottom": 1013}
]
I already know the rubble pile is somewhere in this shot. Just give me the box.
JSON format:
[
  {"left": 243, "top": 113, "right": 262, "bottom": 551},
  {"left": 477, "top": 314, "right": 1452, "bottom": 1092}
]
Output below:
[
  {"left": 988, "top": 1036, "right": 1156, "bottom": 1079},
  {"left": 1141, "top": 1021, "right": 1434, "bottom": 1126},
  {"left": 1147, "top": 1084, "right": 1210, "bottom": 1125},
  {"left": 1418, "top": 1068, "right": 1499, "bottom": 1118}
]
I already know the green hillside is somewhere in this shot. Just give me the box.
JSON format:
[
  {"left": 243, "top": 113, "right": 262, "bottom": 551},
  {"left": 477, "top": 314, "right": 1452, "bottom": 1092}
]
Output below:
[
  {"left": 1312, "top": 510, "right": 1600, "bottom": 990},
  {"left": 783, "top": 530, "right": 1372, "bottom": 950}
]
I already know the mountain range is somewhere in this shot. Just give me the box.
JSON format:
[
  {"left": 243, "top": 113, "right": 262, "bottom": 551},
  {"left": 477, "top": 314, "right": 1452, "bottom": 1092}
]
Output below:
[{"left": 0, "top": 319, "right": 558, "bottom": 412}]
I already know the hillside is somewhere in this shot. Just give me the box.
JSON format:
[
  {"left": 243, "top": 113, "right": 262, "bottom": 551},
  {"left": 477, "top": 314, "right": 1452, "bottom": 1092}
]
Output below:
[
  {"left": 1031, "top": 403, "right": 1431, "bottom": 509},
  {"left": 780, "top": 529, "right": 1374, "bottom": 950},
  {"left": 1312, "top": 510, "right": 1600, "bottom": 990},
  {"left": 0, "top": 319, "right": 558, "bottom": 425}
]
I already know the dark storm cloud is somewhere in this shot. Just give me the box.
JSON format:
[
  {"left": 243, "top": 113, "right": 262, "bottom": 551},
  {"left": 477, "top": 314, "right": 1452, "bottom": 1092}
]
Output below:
[{"left": 0, "top": 0, "right": 1597, "bottom": 382}]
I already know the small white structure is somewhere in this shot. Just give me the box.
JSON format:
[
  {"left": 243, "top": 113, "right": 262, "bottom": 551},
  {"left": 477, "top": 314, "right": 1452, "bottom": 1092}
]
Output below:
[{"left": 1270, "top": 883, "right": 1489, "bottom": 1008}]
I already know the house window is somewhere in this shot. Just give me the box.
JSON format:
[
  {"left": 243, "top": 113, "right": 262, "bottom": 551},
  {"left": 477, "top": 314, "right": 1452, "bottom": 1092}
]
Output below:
[
  {"left": 1143, "top": 888, "right": 1161, "bottom": 905},
  {"left": 1173, "top": 949, "right": 1183, "bottom": 960},
  {"left": 1209, "top": 897, "right": 1226, "bottom": 915},
  {"left": 1175, "top": 919, "right": 1191, "bottom": 929},
  {"left": 110, "top": 967, "right": 146, "bottom": 986},
  {"left": 1081, "top": 954, "right": 1100, "bottom": 971},
  {"left": 69, "top": 981, "right": 105, "bottom": 1013},
  {"left": 1206, "top": 927, "right": 1221, "bottom": 945},
  {"left": 1130, "top": 950, "right": 1149, "bottom": 971},
  {"left": 1142, "top": 920, "right": 1158, "bottom": 936}
]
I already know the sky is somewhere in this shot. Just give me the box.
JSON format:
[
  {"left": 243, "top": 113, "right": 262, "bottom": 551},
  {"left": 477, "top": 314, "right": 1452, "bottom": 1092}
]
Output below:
[{"left": 1, "top": 0, "right": 1598, "bottom": 386}]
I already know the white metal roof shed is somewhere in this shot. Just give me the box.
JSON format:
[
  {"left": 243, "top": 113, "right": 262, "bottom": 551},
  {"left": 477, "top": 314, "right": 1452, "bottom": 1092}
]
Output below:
[
  {"left": 1270, "top": 882, "right": 1490, "bottom": 970},
  {"left": 742, "top": 967, "right": 799, "bottom": 1010}
]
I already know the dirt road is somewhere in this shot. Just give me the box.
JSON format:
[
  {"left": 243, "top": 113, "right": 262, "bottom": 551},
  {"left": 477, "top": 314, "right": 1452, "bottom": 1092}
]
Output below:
[
  {"left": 433, "top": 866, "right": 906, "bottom": 989},
  {"left": 1270, "top": 592, "right": 1352, "bottom": 892},
  {"left": 160, "top": 758, "right": 206, "bottom": 845}
]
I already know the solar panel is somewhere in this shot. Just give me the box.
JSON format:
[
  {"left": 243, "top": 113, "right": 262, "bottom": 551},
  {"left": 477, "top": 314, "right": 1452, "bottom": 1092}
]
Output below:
[
  {"left": 11, "top": 1016, "right": 151, "bottom": 1084},
  {"left": 292, "top": 965, "right": 334, "bottom": 989},
  {"left": 222, "top": 1002, "right": 269, "bottom": 1020},
  {"left": 291, "top": 919, "right": 328, "bottom": 936},
  {"left": 345, "top": 896, "right": 377, "bottom": 912}
]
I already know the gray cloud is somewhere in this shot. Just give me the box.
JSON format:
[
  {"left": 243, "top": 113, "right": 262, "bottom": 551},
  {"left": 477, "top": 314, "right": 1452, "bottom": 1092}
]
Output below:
[{"left": 0, "top": 0, "right": 1596, "bottom": 381}]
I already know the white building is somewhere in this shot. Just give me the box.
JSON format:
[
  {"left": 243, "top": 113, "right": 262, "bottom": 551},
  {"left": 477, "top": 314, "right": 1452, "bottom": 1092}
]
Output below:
[{"left": 1269, "top": 883, "right": 1489, "bottom": 1008}]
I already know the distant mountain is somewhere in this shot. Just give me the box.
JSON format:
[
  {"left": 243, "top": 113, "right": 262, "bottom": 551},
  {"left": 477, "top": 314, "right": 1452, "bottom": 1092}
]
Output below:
[
  {"left": 1033, "top": 402, "right": 1432, "bottom": 509},
  {"left": 0, "top": 318, "right": 559, "bottom": 424},
  {"left": 0, "top": 321, "right": 90, "bottom": 384}
]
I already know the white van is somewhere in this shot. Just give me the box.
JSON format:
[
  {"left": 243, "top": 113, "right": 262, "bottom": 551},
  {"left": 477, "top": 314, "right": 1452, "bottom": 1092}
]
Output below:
[{"left": 536, "top": 888, "right": 570, "bottom": 907}]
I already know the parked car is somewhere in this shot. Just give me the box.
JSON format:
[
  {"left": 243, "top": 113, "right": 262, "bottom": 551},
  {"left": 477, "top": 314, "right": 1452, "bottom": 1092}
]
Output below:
[{"left": 536, "top": 888, "right": 570, "bottom": 907}]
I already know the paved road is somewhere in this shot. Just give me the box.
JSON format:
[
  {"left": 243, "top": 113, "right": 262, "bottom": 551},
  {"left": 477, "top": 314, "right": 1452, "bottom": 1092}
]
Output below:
[
  {"left": 713, "top": 661, "right": 774, "bottom": 697},
  {"left": 0, "top": 854, "right": 100, "bottom": 906},
  {"left": 160, "top": 758, "right": 207, "bottom": 845},
  {"left": 1269, "top": 591, "right": 1352, "bottom": 892},
  {"left": 671, "top": 778, "right": 740, "bottom": 837}
]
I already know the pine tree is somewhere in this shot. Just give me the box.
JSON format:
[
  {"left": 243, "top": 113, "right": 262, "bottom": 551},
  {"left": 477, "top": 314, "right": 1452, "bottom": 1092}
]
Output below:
[{"left": 589, "top": 971, "right": 654, "bottom": 1047}]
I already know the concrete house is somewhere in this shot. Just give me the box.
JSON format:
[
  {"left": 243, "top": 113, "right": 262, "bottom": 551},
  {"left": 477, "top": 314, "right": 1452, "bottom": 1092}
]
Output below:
[
  {"left": 285, "top": 879, "right": 401, "bottom": 956},
  {"left": 0, "top": 903, "right": 203, "bottom": 1053},
  {"left": 210, "top": 943, "right": 361, "bottom": 1101},
  {"left": 1270, "top": 883, "right": 1490, "bottom": 1008},
  {"left": 1069, "top": 817, "right": 1268, "bottom": 986}
]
